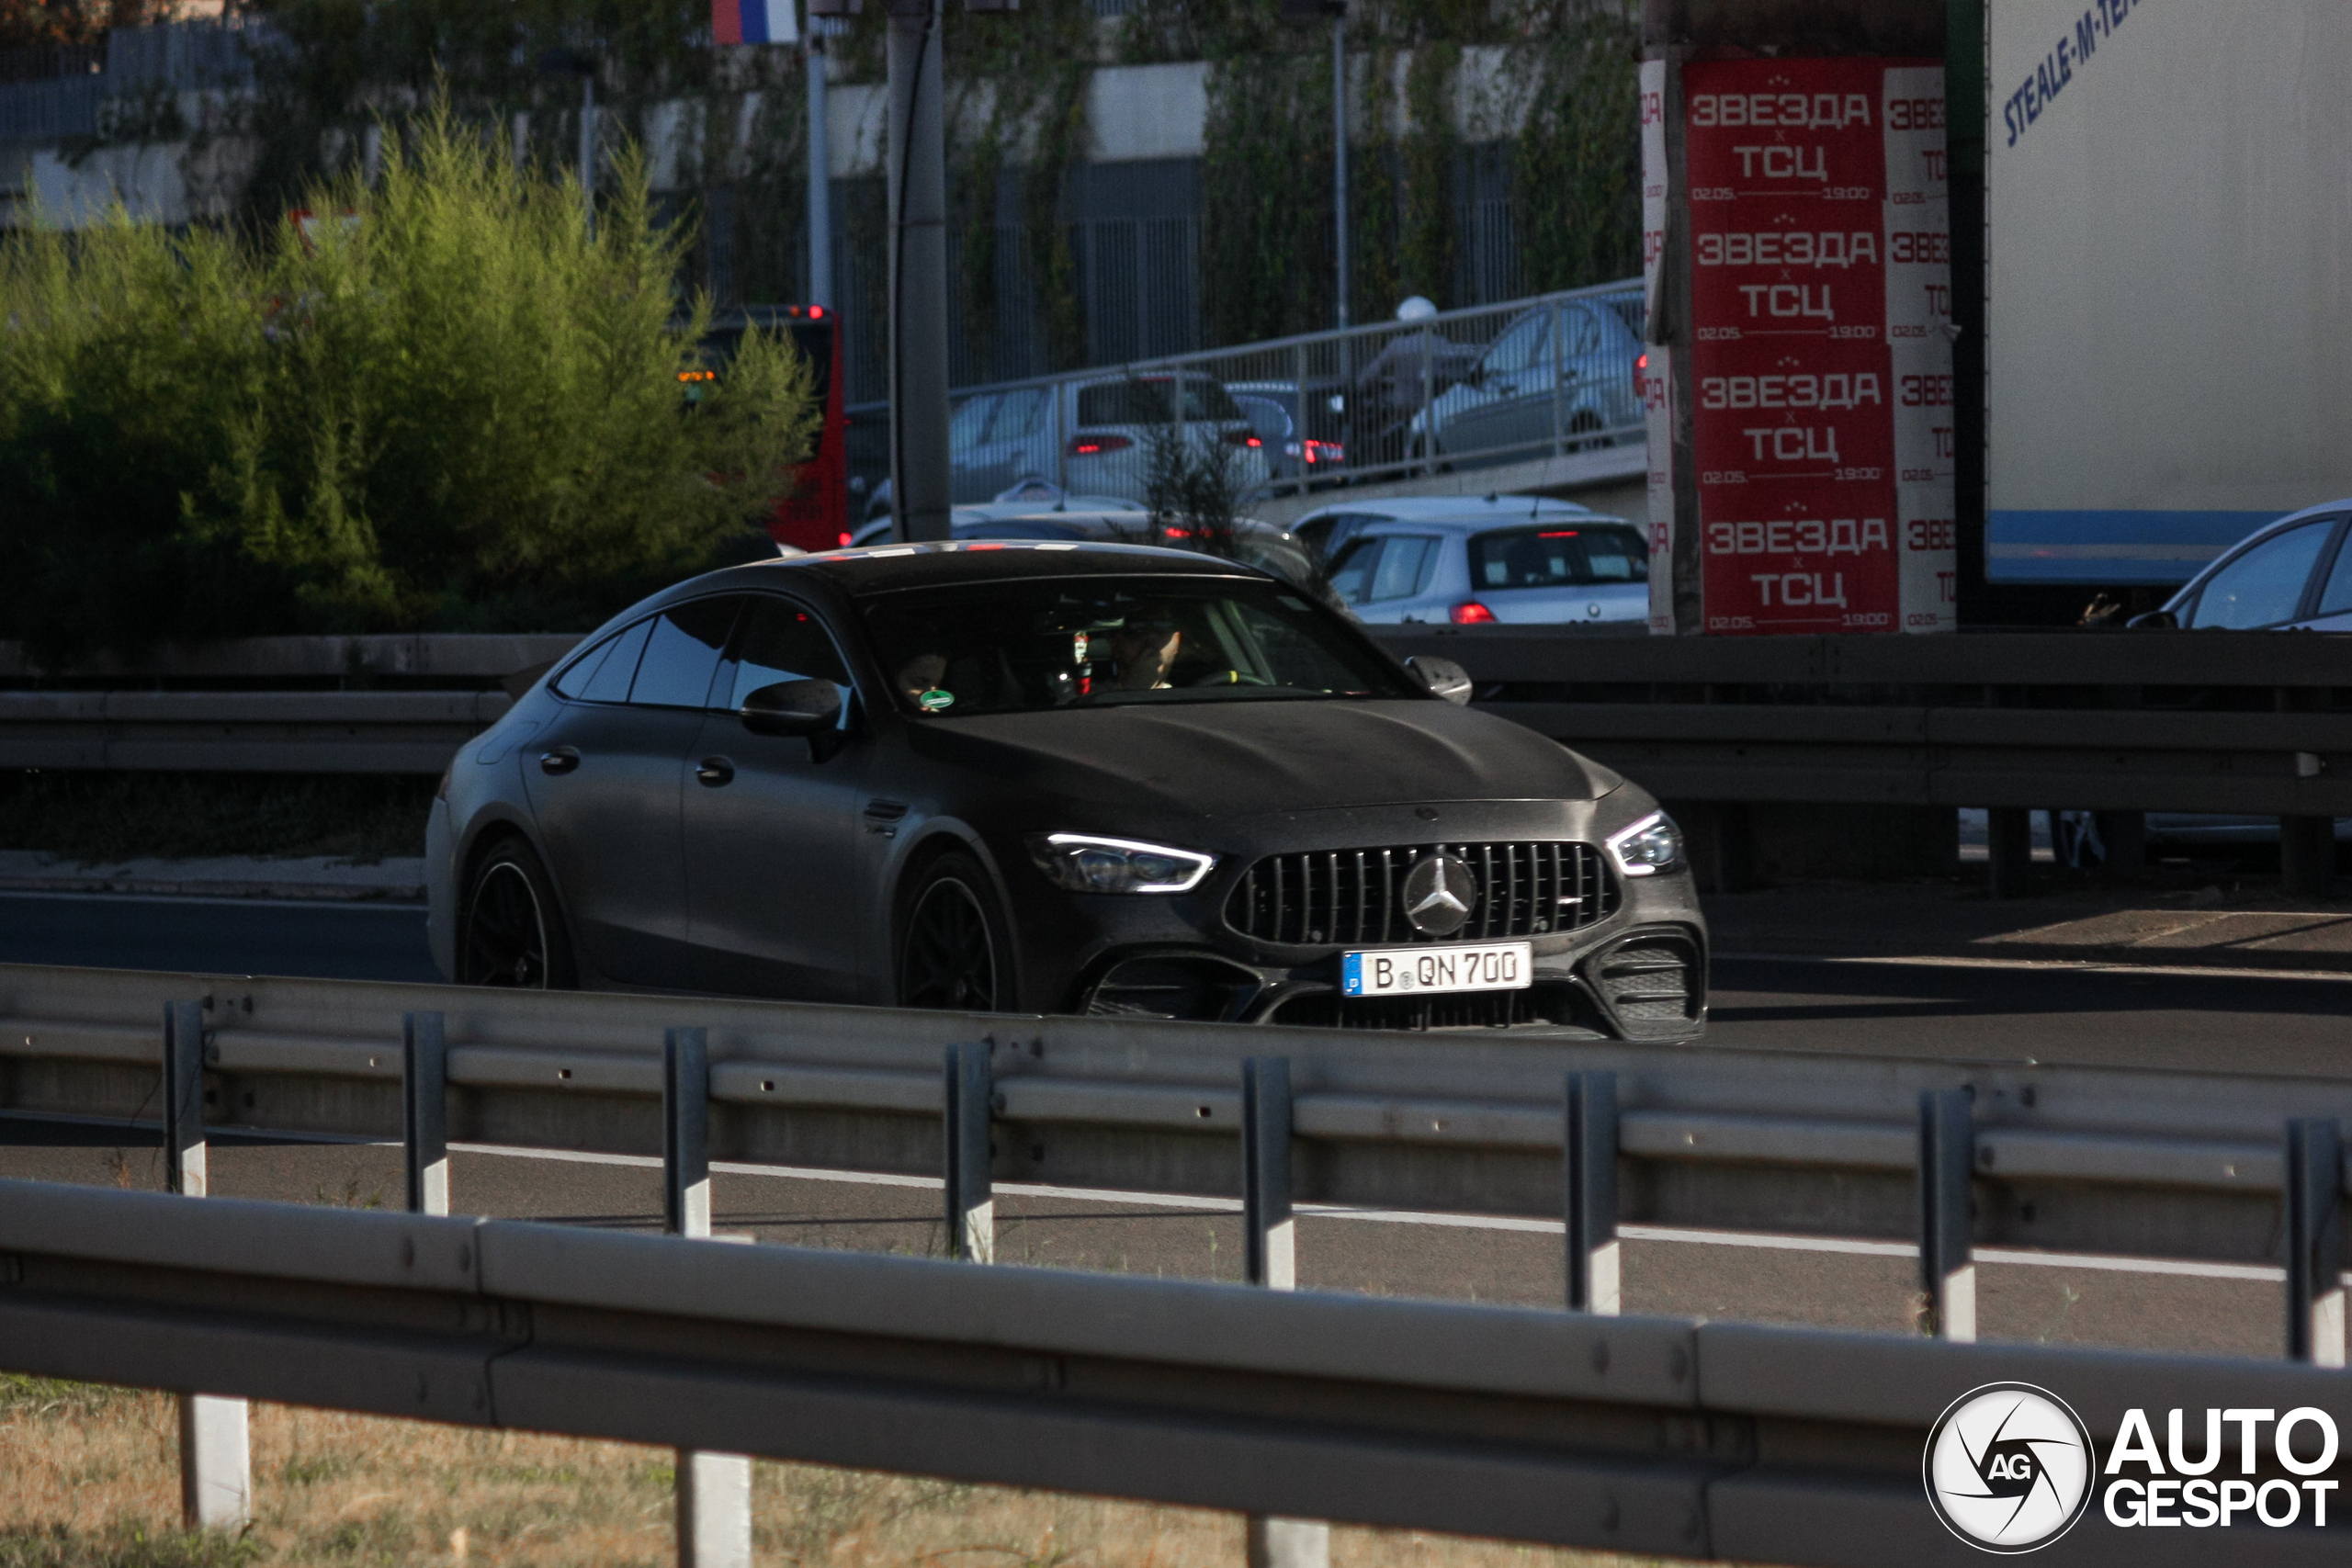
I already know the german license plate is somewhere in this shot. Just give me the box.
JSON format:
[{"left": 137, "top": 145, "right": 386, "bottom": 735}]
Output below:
[{"left": 1341, "top": 942, "right": 1532, "bottom": 997}]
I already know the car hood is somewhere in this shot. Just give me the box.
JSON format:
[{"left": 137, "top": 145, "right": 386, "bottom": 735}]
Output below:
[{"left": 901, "top": 698, "right": 1617, "bottom": 818}]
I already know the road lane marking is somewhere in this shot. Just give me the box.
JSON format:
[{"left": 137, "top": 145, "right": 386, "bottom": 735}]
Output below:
[{"left": 1717, "top": 950, "right": 2352, "bottom": 986}]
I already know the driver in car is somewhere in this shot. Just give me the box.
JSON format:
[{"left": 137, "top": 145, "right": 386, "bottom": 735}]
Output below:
[{"left": 1106, "top": 607, "right": 1183, "bottom": 690}]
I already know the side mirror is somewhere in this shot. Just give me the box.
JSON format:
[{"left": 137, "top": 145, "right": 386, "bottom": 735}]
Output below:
[
  {"left": 741, "top": 679, "right": 843, "bottom": 738},
  {"left": 2125, "top": 609, "right": 2180, "bottom": 630},
  {"left": 1406, "top": 655, "right": 1475, "bottom": 705}
]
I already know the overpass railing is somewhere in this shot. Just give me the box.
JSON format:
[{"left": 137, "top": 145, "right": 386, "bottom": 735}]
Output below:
[{"left": 847, "top": 279, "right": 1648, "bottom": 508}]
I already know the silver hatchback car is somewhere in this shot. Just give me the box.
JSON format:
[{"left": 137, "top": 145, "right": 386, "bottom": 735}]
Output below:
[{"left": 1291, "top": 495, "right": 1650, "bottom": 626}]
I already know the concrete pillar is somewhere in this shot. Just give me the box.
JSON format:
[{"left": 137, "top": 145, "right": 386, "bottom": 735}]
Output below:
[
  {"left": 1985, "top": 807, "right": 2031, "bottom": 898},
  {"left": 2281, "top": 816, "right": 2335, "bottom": 899}
]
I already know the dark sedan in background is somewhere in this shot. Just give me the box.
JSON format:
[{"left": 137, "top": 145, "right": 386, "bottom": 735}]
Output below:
[{"left": 427, "top": 543, "right": 1706, "bottom": 1039}]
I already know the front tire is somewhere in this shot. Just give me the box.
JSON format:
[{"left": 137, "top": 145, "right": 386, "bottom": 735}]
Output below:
[
  {"left": 459, "top": 839, "right": 575, "bottom": 989},
  {"left": 896, "top": 852, "right": 1014, "bottom": 1012}
]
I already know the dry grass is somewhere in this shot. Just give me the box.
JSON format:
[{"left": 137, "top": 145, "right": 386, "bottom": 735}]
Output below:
[{"left": 0, "top": 1376, "right": 1679, "bottom": 1568}]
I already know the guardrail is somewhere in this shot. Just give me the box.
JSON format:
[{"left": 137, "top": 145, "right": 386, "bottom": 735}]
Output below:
[
  {"left": 0, "top": 633, "right": 581, "bottom": 687},
  {"left": 1364, "top": 627, "right": 2352, "bottom": 816},
  {"left": 4, "top": 961, "right": 2346, "bottom": 1293},
  {"left": 0, "top": 690, "right": 513, "bottom": 773},
  {"left": 5, "top": 1174, "right": 2347, "bottom": 1566}
]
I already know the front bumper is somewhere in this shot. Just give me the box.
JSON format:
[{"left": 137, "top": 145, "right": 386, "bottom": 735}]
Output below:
[{"left": 1042, "top": 864, "right": 1707, "bottom": 1041}]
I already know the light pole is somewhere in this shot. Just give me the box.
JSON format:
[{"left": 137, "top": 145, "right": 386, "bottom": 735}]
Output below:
[
  {"left": 1283, "top": 0, "right": 1351, "bottom": 331},
  {"left": 1331, "top": 6, "right": 1349, "bottom": 331},
  {"left": 805, "top": 21, "right": 832, "bottom": 309}
]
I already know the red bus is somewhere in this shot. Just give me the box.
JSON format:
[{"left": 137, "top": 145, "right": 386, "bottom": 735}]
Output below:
[{"left": 687, "top": 305, "right": 851, "bottom": 553}]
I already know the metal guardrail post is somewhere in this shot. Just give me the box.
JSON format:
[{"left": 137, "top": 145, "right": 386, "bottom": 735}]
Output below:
[
  {"left": 664, "top": 1027, "right": 712, "bottom": 1239},
  {"left": 1242, "top": 1056, "right": 1295, "bottom": 1291},
  {"left": 1565, "top": 1071, "right": 1620, "bottom": 1315},
  {"left": 664, "top": 1025, "right": 752, "bottom": 1568},
  {"left": 1984, "top": 807, "right": 2031, "bottom": 899},
  {"left": 164, "top": 998, "right": 251, "bottom": 1529},
  {"left": 1241, "top": 1056, "right": 1329, "bottom": 1568},
  {"left": 944, "top": 1042, "right": 994, "bottom": 1264},
  {"left": 1917, "top": 1089, "right": 1976, "bottom": 1342},
  {"left": 162, "top": 1000, "right": 208, "bottom": 1198},
  {"left": 402, "top": 1011, "right": 448, "bottom": 1217},
  {"left": 2284, "top": 1117, "right": 2346, "bottom": 1367}
]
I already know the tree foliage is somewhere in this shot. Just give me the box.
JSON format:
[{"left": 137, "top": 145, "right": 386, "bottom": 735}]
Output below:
[{"left": 0, "top": 99, "right": 818, "bottom": 658}]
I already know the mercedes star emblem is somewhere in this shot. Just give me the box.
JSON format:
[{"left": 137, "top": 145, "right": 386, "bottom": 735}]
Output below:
[{"left": 1402, "top": 853, "right": 1479, "bottom": 937}]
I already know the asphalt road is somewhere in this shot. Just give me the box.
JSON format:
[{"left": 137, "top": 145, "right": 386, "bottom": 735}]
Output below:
[
  {"left": 0, "top": 889, "right": 2338, "bottom": 1360},
  {"left": 6, "top": 889, "right": 2349, "bottom": 1076}
]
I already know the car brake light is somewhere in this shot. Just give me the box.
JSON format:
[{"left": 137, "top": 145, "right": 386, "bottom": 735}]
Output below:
[
  {"left": 837, "top": 532, "right": 853, "bottom": 547},
  {"left": 1451, "top": 602, "right": 1497, "bottom": 625},
  {"left": 1225, "top": 431, "right": 1261, "bottom": 447},
  {"left": 1068, "top": 434, "right": 1133, "bottom": 457},
  {"left": 1634, "top": 351, "right": 1647, "bottom": 395}
]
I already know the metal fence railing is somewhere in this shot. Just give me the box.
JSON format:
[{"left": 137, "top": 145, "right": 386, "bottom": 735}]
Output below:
[
  {"left": 0, "top": 17, "right": 279, "bottom": 144},
  {"left": 847, "top": 278, "right": 1646, "bottom": 511}
]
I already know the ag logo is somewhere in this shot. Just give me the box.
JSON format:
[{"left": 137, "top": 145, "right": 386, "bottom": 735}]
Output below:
[
  {"left": 1402, "top": 853, "right": 1478, "bottom": 936},
  {"left": 1924, "top": 1382, "right": 2095, "bottom": 1553}
]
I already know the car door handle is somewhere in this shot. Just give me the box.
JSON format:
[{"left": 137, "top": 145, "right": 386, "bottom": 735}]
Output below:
[
  {"left": 696, "top": 756, "right": 737, "bottom": 788},
  {"left": 538, "top": 748, "right": 580, "bottom": 775}
]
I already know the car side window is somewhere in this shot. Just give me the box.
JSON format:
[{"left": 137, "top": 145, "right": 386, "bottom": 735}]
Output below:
[
  {"left": 949, "top": 393, "right": 1001, "bottom": 452},
  {"left": 726, "top": 598, "right": 853, "bottom": 710},
  {"left": 573, "top": 618, "right": 654, "bottom": 704},
  {"left": 1482, "top": 315, "right": 1548, "bottom": 376},
  {"left": 550, "top": 628, "right": 622, "bottom": 699},
  {"left": 2311, "top": 523, "right": 2352, "bottom": 617},
  {"left": 1560, "top": 306, "right": 1602, "bottom": 361},
  {"left": 1368, "top": 535, "right": 1442, "bottom": 601},
  {"left": 993, "top": 388, "right": 1048, "bottom": 440},
  {"left": 628, "top": 598, "right": 741, "bottom": 708},
  {"left": 1325, "top": 536, "right": 1383, "bottom": 604},
  {"left": 2183, "top": 522, "right": 2332, "bottom": 628}
]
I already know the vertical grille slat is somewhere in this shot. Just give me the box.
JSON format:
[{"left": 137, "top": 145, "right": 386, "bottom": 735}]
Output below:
[{"left": 1226, "top": 841, "right": 1619, "bottom": 945}]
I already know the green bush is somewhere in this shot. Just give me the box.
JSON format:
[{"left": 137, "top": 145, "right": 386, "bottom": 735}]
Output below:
[{"left": 0, "top": 99, "right": 818, "bottom": 660}]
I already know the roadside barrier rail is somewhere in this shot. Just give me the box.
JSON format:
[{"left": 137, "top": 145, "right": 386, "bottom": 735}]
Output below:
[
  {"left": 1367, "top": 627, "right": 2352, "bottom": 817},
  {"left": 4, "top": 960, "right": 2350, "bottom": 1563},
  {"left": 1, "top": 1173, "right": 2347, "bottom": 1567},
  {"left": 1, "top": 960, "right": 2345, "bottom": 1308},
  {"left": 0, "top": 690, "right": 514, "bottom": 774}
]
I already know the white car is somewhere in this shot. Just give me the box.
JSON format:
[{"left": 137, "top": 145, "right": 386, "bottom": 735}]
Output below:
[{"left": 1291, "top": 495, "right": 1649, "bottom": 626}]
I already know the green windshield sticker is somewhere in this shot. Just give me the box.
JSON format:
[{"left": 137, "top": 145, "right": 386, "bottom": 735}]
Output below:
[{"left": 918, "top": 688, "right": 955, "bottom": 712}]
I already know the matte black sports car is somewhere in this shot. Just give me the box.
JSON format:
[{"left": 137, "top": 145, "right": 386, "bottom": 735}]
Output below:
[{"left": 426, "top": 542, "right": 1706, "bottom": 1038}]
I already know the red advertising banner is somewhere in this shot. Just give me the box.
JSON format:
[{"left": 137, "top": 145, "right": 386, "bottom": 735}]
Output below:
[{"left": 1669, "top": 57, "right": 1955, "bottom": 636}]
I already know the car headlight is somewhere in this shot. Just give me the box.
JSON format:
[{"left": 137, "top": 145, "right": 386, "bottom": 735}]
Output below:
[
  {"left": 1026, "top": 833, "right": 1216, "bottom": 894},
  {"left": 1606, "top": 812, "right": 1684, "bottom": 877}
]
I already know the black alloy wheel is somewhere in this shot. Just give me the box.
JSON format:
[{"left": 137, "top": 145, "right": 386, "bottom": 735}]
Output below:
[
  {"left": 898, "top": 854, "right": 1007, "bottom": 1012},
  {"left": 460, "top": 842, "right": 573, "bottom": 988}
]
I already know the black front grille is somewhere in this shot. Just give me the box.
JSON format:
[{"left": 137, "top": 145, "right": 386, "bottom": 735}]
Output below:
[{"left": 1225, "top": 842, "right": 1618, "bottom": 946}]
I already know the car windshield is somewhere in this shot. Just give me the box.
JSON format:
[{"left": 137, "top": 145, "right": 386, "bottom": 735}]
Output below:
[
  {"left": 859, "top": 575, "right": 1420, "bottom": 716},
  {"left": 1468, "top": 524, "right": 1648, "bottom": 589}
]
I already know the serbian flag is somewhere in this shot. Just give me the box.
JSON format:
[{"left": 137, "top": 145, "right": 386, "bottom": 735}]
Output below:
[{"left": 713, "top": 0, "right": 797, "bottom": 45}]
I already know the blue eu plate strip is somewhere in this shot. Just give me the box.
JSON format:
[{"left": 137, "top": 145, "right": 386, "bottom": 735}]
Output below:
[{"left": 1341, "top": 953, "right": 1363, "bottom": 997}]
